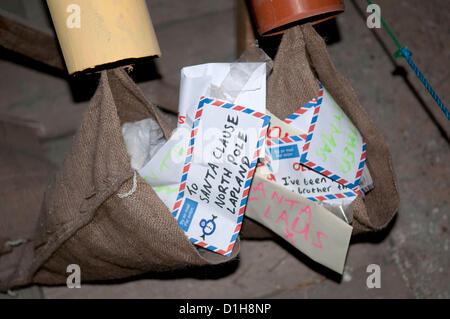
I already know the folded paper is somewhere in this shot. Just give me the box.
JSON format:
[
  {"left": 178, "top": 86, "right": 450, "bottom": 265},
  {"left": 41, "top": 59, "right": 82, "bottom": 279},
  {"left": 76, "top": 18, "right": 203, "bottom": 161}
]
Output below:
[
  {"left": 172, "top": 97, "right": 270, "bottom": 256},
  {"left": 246, "top": 173, "right": 353, "bottom": 274},
  {"left": 359, "top": 164, "right": 375, "bottom": 194}
]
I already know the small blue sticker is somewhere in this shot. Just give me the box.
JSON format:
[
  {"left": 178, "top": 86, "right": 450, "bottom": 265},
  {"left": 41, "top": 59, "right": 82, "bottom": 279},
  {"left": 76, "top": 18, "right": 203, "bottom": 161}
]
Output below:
[
  {"left": 178, "top": 198, "right": 198, "bottom": 232},
  {"left": 270, "top": 144, "right": 300, "bottom": 160}
]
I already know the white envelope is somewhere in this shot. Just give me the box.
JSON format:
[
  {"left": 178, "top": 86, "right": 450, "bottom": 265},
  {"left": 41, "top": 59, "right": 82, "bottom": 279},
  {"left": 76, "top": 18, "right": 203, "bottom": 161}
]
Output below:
[
  {"left": 178, "top": 63, "right": 266, "bottom": 128},
  {"left": 172, "top": 98, "right": 270, "bottom": 256},
  {"left": 283, "top": 83, "right": 374, "bottom": 193}
]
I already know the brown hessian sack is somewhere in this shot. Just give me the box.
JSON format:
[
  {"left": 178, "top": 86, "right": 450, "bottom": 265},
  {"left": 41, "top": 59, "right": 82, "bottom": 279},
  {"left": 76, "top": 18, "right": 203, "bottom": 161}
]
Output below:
[
  {"left": 0, "top": 23, "right": 399, "bottom": 290},
  {"left": 241, "top": 24, "right": 399, "bottom": 238}
]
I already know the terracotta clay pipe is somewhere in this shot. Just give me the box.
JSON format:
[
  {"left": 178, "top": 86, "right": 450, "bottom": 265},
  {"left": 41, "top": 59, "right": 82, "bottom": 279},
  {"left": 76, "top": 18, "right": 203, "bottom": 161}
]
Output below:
[{"left": 249, "top": 0, "right": 345, "bottom": 36}]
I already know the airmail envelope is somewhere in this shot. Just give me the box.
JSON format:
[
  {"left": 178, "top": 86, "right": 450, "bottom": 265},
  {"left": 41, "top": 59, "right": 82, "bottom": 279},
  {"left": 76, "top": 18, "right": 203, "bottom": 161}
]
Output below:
[
  {"left": 266, "top": 138, "right": 359, "bottom": 205},
  {"left": 172, "top": 97, "right": 270, "bottom": 256},
  {"left": 283, "top": 82, "right": 373, "bottom": 193}
]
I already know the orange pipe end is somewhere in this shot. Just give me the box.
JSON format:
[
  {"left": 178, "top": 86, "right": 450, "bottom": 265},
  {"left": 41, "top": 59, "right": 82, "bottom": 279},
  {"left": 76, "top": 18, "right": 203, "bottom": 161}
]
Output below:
[{"left": 249, "top": 0, "right": 345, "bottom": 36}]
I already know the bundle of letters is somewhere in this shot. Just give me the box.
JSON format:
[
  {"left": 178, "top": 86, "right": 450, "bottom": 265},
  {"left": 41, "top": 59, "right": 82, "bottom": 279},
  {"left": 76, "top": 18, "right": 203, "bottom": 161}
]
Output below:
[{"left": 124, "top": 61, "right": 375, "bottom": 274}]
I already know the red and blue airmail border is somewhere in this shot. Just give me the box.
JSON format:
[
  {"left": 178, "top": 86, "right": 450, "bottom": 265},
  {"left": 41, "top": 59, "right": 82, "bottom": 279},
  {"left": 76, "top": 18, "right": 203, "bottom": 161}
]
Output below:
[
  {"left": 294, "top": 84, "right": 367, "bottom": 194},
  {"left": 361, "top": 182, "right": 375, "bottom": 195},
  {"left": 263, "top": 134, "right": 360, "bottom": 202},
  {"left": 284, "top": 82, "right": 324, "bottom": 127},
  {"left": 172, "top": 97, "right": 270, "bottom": 257}
]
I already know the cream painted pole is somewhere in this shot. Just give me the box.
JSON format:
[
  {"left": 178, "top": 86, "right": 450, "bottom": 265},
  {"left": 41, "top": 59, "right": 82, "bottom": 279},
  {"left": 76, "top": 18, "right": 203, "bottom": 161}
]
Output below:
[{"left": 47, "top": 0, "right": 161, "bottom": 74}]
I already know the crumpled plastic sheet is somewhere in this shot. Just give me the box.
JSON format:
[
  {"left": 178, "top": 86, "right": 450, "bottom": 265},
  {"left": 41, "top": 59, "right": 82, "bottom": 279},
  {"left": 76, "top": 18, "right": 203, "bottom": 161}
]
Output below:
[
  {"left": 206, "top": 41, "right": 273, "bottom": 103},
  {"left": 122, "top": 118, "right": 166, "bottom": 170}
]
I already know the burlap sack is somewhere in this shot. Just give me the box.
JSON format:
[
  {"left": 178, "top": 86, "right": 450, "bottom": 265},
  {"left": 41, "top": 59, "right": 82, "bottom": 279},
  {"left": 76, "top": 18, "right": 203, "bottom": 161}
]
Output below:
[
  {"left": 1, "top": 23, "right": 398, "bottom": 290},
  {"left": 0, "top": 68, "right": 241, "bottom": 291},
  {"left": 241, "top": 24, "right": 399, "bottom": 238}
]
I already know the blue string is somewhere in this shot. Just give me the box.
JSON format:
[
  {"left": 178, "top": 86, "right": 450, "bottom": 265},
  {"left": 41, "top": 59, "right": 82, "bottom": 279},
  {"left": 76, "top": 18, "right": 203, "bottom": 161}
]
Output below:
[
  {"left": 366, "top": 0, "right": 449, "bottom": 121},
  {"left": 398, "top": 47, "right": 450, "bottom": 120}
]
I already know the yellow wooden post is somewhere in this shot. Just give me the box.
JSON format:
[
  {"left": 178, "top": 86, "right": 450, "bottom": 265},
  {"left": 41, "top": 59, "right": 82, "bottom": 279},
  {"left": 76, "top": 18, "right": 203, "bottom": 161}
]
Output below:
[{"left": 47, "top": 0, "right": 161, "bottom": 74}]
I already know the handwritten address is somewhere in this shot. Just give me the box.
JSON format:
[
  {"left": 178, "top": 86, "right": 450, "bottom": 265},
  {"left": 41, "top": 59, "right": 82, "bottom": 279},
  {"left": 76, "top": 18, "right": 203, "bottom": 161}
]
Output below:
[{"left": 185, "top": 114, "right": 251, "bottom": 215}]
